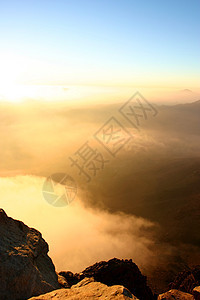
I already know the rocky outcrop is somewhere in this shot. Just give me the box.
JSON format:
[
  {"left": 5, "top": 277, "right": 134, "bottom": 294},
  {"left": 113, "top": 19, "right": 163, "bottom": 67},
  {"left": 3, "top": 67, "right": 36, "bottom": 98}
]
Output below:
[
  {"left": 169, "top": 266, "right": 200, "bottom": 294},
  {"left": 0, "top": 209, "right": 60, "bottom": 300},
  {"left": 28, "top": 277, "right": 138, "bottom": 299},
  {"left": 2, "top": 208, "right": 199, "bottom": 300},
  {"left": 193, "top": 286, "right": 200, "bottom": 299},
  {"left": 59, "top": 258, "right": 154, "bottom": 300},
  {"left": 158, "top": 289, "right": 194, "bottom": 299}
]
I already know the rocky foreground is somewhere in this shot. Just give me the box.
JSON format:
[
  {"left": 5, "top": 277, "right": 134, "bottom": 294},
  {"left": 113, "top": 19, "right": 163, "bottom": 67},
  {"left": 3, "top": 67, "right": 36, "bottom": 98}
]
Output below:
[{"left": 0, "top": 209, "right": 199, "bottom": 300}]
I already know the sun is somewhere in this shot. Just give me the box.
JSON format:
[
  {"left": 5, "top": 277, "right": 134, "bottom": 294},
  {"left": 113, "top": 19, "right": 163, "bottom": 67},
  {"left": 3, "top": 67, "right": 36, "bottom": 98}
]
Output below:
[
  {"left": 0, "top": 84, "right": 35, "bottom": 103},
  {"left": 0, "top": 54, "right": 33, "bottom": 102}
]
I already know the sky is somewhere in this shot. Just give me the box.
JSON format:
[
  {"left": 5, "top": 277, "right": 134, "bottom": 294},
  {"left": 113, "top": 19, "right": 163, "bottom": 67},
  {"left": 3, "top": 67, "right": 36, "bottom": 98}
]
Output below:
[{"left": 0, "top": 0, "right": 199, "bottom": 91}]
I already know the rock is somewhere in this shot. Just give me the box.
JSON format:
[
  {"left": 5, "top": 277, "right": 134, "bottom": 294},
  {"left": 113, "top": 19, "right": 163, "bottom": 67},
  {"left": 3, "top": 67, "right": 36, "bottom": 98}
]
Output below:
[
  {"left": 59, "top": 270, "right": 79, "bottom": 286},
  {"left": 57, "top": 274, "right": 70, "bottom": 288},
  {"left": 73, "top": 258, "right": 154, "bottom": 300},
  {"left": 169, "top": 266, "right": 200, "bottom": 294},
  {"left": 158, "top": 289, "right": 194, "bottom": 299},
  {"left": 0, "top": 209, "right": 60, "bottom": 300},
  {"left": 193, "top": 286, "right": 200, "bottom": 299},
  {"left": 28, "top": 277, "right": 139, "bottom": 299}
]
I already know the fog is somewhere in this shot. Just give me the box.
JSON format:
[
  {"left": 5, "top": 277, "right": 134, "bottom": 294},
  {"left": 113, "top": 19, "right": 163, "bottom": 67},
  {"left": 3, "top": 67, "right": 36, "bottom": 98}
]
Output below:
[{"left": 1, "top": 95, "right": 200, "bottom": 291}]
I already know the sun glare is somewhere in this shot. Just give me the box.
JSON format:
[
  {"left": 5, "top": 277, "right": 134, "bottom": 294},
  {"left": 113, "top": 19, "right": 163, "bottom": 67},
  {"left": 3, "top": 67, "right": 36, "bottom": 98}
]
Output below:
[
  {"left": 0, "top": 84, "right": 37, "bottom": 103},
  {"left": 0, "top": 54, "right": 29, "bottom": 102}
]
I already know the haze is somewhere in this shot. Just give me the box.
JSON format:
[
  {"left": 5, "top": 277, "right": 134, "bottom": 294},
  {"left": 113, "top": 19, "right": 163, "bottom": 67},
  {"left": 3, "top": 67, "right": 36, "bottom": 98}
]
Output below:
[{"left": 0, "top": 0, "right": 200, "bottom": 293}]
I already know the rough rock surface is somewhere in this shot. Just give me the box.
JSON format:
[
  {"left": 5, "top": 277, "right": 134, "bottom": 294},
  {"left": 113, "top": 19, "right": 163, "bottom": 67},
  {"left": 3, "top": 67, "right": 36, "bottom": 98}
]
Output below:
[
  {"left": 57, "top": 273, "right": 70, "bottom": 288},
  {"left": 59, "top": 271, "right": 79, "bottom": 287},
  {"left": 28, "top": 277, "right": 138, "bottom": 299},
  {"left": 169, "top": 266, "right": 200, "bottom": 294},
  {"left": 0, "top": 209, "right": 60, "bottom": 300},
  {"left": 158, "top": 289, "right": 194, "bottom": 300},
  {"left": 192, "top": 286, "right": 200, "bottom": 299},
  {"left": 59, "top": 258, "right": 154, "bottom": 300}
]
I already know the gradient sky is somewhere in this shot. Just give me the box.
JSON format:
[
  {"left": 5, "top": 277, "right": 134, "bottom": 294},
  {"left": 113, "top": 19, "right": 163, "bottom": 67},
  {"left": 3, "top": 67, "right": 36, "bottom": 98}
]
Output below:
[{"left": 0, "top": 0, "right": 199, "bottom": 88}]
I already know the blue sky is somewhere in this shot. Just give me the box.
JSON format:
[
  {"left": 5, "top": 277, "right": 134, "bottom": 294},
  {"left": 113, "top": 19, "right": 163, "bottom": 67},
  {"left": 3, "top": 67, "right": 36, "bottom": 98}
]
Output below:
[{"left": 0, "top": 0, "right": 199, "bottom": 87}]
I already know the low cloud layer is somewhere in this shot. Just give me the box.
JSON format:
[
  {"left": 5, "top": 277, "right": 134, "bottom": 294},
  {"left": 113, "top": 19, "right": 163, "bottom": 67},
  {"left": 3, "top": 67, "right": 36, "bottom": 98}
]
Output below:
[
  {"left": 0, "top": 98, "right": 200, "bottom": 291},
  {"left": 0, "top": 175, "right": 158, "bottom": 273}
]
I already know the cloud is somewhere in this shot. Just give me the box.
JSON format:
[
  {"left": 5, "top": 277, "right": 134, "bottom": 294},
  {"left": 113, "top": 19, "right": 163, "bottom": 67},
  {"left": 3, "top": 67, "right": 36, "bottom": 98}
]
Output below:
[
  {"left": 0, "top": 175, "right": 157, "bottom": 272},
  {"left": 1, "top": 99, "right": 200, "bottom": 291}
]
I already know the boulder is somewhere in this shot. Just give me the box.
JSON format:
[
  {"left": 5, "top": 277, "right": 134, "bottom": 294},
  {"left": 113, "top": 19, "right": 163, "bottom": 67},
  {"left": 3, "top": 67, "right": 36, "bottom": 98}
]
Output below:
[
  {"left": 193, "top": 286, "right": 200, "bottom": 299},
  {"left": 57, "top": 273, "right": 70, "bottom": 288},
  {"left": 158, "top": 289, "right": 194, "bottom": 299},
  {"left": 59, "top": 270, "right": 79, "bottom": 286},
  {"left": 0, "top": 209, "right": 60, "bottom": 300},
  {"left": 28, "top": 277, "right": 138, "bottom": 299}
]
